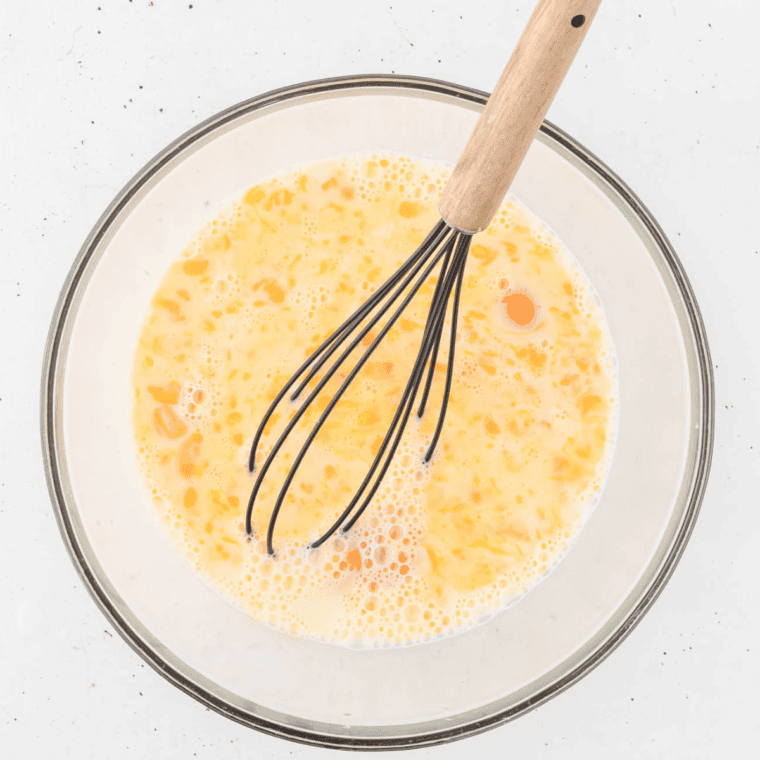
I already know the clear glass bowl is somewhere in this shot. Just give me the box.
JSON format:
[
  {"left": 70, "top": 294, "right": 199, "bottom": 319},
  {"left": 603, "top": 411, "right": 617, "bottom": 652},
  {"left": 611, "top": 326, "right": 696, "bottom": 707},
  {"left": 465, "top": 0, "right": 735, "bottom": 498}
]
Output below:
[{"left": 41, "top": 75, "right": 713, "bottom": 749}]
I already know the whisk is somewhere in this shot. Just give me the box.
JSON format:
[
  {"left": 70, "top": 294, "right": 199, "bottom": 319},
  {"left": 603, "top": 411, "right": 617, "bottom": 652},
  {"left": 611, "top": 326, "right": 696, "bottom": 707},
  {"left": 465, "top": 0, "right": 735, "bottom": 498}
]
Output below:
[{"left": 246, "top": 0, "right": 602, "bottom": 556}]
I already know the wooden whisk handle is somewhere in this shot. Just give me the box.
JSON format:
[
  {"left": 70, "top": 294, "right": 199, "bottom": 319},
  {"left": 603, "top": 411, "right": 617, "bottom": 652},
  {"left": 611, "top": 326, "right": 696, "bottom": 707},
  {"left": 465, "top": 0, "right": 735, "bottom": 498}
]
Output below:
[{"left": 438, "top": 0, "right": 603, "bottom": 233}]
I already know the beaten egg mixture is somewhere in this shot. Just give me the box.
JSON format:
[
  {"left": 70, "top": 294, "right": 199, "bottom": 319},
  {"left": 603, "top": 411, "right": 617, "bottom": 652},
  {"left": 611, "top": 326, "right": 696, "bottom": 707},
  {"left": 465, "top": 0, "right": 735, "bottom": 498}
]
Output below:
[{"left": 132, "top": 154, "right": 616, "bottom": 647}]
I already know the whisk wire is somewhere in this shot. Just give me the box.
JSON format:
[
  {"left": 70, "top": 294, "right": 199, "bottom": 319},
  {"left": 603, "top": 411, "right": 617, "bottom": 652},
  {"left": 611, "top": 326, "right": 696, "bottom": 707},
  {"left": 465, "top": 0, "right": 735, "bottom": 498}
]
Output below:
[
  {"left": 415, "top": 242, "right": 454, "bottom": 418},
  {"left": 424, "top": 234, "right": 468, "bottom": 462}
]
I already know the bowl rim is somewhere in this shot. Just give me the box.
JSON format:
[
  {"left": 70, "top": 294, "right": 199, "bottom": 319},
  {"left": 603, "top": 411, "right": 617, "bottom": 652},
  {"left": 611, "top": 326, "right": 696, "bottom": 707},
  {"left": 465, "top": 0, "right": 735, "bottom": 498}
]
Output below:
[{"left": 40, "top": 73, "right": 714, "bottom": 750}]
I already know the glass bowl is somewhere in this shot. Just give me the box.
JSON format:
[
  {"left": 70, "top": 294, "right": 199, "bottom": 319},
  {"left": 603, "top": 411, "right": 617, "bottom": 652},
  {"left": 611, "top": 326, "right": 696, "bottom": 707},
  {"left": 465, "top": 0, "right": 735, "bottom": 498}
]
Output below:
[{"left": 41, "top": 75, "right": 713, "bottom": 750}]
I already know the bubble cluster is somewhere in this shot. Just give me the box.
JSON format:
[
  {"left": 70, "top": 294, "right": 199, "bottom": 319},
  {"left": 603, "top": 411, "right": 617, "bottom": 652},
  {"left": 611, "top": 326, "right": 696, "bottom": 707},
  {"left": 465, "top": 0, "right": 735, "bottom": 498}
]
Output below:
[
  {"left": 340, "top": 154, "right": 449, "bottom": 206},
  {"left": 177, "top": 377, "right": 222, "bottom": 430}
]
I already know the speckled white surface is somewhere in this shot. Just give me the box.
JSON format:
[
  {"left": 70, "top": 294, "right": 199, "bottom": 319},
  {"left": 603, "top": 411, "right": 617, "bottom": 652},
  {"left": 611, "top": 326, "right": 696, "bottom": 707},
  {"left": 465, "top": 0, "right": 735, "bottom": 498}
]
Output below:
[{"left": 1, "top": 0, "right": 758, "bottom": 757}]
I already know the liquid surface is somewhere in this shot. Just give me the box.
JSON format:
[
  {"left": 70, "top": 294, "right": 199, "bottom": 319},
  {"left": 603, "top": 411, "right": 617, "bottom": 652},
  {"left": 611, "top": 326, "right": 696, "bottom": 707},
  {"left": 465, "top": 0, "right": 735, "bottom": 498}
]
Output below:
[{"left": 131, "top": 154, "right": 617, "bottom": 647}]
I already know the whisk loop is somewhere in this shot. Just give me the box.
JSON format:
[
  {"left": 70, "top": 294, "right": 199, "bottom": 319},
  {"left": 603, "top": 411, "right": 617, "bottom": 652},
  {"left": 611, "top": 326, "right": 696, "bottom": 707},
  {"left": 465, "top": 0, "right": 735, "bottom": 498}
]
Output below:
[{"left": 245, "top": 220, "right": 472, "bottom": 555}]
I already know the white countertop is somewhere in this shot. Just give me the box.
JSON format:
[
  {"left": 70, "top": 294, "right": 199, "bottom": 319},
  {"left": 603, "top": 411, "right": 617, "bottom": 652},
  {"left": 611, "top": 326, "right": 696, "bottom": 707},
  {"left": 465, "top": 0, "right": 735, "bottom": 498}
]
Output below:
[{"left": 2, "top": 1, "right": 758, "bottom": 757}]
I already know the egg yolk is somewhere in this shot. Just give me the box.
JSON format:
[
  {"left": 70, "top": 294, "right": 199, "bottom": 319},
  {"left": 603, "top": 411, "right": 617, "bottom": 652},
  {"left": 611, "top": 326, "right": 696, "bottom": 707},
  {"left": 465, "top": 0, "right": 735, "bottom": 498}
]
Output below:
[{"left": 503, "top": 291, "right": 536, "bottom": 326}]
